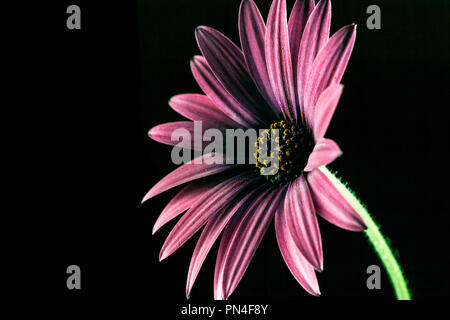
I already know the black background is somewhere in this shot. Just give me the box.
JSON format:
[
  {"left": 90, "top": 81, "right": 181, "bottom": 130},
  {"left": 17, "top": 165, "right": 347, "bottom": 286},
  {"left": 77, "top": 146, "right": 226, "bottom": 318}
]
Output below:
[{"left": 15, "top": 0, "right": 450, "bottom": 315}]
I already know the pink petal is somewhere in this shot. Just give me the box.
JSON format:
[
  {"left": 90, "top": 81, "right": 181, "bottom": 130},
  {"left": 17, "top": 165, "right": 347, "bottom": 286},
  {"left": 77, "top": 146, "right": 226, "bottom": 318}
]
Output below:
[
  {"left": 307, "top": 168, "right": 367, "bottom": 231},
  {"left": 191, "top": 56, "right": 254, "bottom": 127},
  {"left": 275, "top": 196, "right": 320, "bottom": 296},
  {"left": 288, "top": 0, "right": 314, "bottom": 93},
  {"left": 312, "top": 84, "right": 343, "bottom": 140},
  {"left": 213, "top": 200, "right": 245, "bottom": 299},
  {"left": 265, "top": 0, "right": 297, "bottom": 120},
  {"left": 285, "top": 176, "right": 323, "bottom": 270},
  {"left": 169, "top": 94, "right": 240, "bottom": 128},
  {"left": 195, "top": 26, "right": 275, "bottom": 125},
  {"left": 148, "top": 121, "right": 204, "bottom": 150},
  {"left": 297, "top": 0, "right": 331, "bottom": 117},
  {"left": 214, "top": 188, "right": 284, "bottom": 300},
  {"left": 186, "top": 187, "right": 262, "bottom": 298},
  {"left": 304, "top": 138, "right": 342, "bottom": 172},
  {"left": 303, "top": 24, "right": 356, "bottom": 111},
  {"left": 238, "top": 0, "right": 280, "bottom": 115},
  {"left": 141, "top": 153, "right": 231, "bottom": 203},
  {"left": 159, "top": 173, "right": 255, "bottom": 261},
  {"left": 152, "top": 182, "right": 211, "bottom": 235}
]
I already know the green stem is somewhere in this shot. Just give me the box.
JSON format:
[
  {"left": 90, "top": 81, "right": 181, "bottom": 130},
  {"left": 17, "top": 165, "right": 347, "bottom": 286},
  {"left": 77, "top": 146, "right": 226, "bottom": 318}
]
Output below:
[{"left": 321, "top": 166, "right": 411, "bottom": 300}]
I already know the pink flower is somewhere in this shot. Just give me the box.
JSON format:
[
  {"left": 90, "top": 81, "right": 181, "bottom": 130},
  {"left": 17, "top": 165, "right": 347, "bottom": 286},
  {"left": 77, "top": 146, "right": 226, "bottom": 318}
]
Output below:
[{"left": 143, "top": 0, "right": 366, "bottom": 299}]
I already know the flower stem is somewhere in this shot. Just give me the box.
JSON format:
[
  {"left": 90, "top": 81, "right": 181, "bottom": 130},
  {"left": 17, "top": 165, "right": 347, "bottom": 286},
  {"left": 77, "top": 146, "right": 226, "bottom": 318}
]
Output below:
[{"left": 321, "top": 166, "right": 411, "bottom": 300}]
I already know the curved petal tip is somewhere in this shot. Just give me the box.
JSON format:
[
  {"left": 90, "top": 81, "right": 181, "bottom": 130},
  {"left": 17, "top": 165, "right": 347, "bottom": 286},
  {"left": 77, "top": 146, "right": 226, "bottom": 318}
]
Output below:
[{"left": 159, "top": 250, "right": 168, "bottom": 262}]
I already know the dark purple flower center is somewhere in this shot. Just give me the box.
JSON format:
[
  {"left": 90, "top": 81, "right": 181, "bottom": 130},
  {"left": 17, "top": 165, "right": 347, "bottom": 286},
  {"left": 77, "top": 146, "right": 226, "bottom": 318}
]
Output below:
[{"left": 255, "top": 120, "right": 314, "bottom": 185}]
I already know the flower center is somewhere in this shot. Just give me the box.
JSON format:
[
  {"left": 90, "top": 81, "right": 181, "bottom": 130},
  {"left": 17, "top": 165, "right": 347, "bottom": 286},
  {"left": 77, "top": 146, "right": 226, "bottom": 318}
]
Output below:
[{"left": 254, "top": 120, "right": 314, "bottom": 185}]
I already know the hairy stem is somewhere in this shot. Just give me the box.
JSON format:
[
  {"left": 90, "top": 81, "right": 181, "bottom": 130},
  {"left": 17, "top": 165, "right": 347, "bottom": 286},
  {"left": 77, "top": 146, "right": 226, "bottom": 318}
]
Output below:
[{"left": 321, "top": 166, "right": 411, "bottom": 300}]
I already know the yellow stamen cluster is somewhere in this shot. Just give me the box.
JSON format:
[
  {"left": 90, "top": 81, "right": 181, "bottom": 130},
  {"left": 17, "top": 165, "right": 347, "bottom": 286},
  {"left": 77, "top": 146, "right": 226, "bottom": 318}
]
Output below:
[{"left": 254, "top": 120, "right": 314, "bottom": 185}]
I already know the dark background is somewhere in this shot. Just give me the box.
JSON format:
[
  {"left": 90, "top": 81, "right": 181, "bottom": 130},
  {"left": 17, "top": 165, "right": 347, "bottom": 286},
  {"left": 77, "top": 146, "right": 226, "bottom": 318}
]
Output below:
[{"left": 15, "top": 0, "right": 449, "bottom": 314}]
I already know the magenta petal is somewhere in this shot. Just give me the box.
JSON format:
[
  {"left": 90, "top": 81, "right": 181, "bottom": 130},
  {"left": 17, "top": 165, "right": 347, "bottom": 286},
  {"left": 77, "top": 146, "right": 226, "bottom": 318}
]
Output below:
[
  {"left": 303, "top": 24, "right": 356, "bottom": 110},
  {"left": 304, "top": 138, "right": 342, "bottom": 172},
  {"left": 297, "top": 0, "right": 331, "bottom": 116},
  {"left": 195, "top": 26, "right": 274, "bottom": 125},
  {"left": 288, "top": 0, "right": 314, "bottom": 94},
  {"left": 238, "top": 0, "right": 280, "bottom": 115},
  {"left": 214, "top": 188, "right": 283, "bottom": 300},
  {"left": 169, "top": 94, "right": 240, "bottom": 128},
  {"left": 191, "top": 56, "right": 254, "bottom": 127},
  {"left": 307, "top": 168, "right": 367, "bottom": 231},
  {"left": 285, "top": 176, "right": 323, "bottom": 270},
  {"left": 186, "top": 187, "right": 261, "bottom": 298},
  {"left": 312, "top": 84, "right": 343, "bottom": 140},
  {"left": 275, "top": 198, "right": 320, "bottom": 296},
  {"left": 148, "top": 121, "right": 204, "bottom": 150},
  {"left": 152, "top": 182, "right": 211, "bottom": 235},
  {"left": 142, "top": 153, "right": 231, "bottom": 203},
  {"left": 159, "top": 174, "right": 255, "bottom": 261},
  {"left": 265, "top": 0, "right": 297, "bottom": 120}
]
